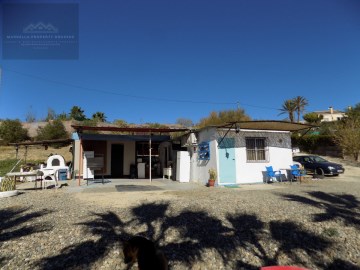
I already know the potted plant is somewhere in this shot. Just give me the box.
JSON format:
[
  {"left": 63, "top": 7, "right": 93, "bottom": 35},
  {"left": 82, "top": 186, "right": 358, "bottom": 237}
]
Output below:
[{"left": 208, "top": 168, "right": 217, "bottom": 187}]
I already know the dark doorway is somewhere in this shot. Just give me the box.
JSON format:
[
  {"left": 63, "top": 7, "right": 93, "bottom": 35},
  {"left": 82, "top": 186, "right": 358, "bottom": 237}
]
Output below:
[{"left": 111, "top": 144, "right": 124, "bottom": 177}]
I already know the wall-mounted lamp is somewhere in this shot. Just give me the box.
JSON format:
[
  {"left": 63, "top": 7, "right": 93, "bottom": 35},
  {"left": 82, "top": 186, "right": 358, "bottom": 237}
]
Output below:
[{"left": 235, "top": 124, "right": 240, "bottom": 134}]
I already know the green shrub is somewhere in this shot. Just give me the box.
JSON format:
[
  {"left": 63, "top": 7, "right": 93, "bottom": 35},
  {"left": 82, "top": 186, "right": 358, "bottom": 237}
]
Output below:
[
  {"left": 0, "top": 119, "right": 29, "bottom": 144},
  {"left": 291, "top": 135, "right": 335, "bottom": 153},
  {"left": 77, "top": 119, "right": 99, "bottom": 134},
  {"left": 36, "top": 120, "right": 69, "bottom": 145}
]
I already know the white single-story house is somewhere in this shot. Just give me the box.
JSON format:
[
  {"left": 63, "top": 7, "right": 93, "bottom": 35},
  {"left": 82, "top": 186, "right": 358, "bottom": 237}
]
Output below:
[
  {"left": 180, "top": 121, "right": 313, "bottom": 185},
  {"left": 71, "top": 121, "right": 313, "bottom": 186}
]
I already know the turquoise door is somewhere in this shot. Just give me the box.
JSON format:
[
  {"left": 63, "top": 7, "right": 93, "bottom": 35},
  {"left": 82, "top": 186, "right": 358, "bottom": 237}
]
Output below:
[{"left": 218, "top": 138, "right": 236, "bottom": 184}]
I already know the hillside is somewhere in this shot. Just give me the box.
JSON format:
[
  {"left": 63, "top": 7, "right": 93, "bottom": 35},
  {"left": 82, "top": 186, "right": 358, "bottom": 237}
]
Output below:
[
  {"left": 0, "top": 145, "right": 72, "bottom": 162},
  {"left": 20, "top": 120, "right": 183, "bottom": 138},
  {"left": 22, "top": 120, "right": 76, "bottom": 138}
]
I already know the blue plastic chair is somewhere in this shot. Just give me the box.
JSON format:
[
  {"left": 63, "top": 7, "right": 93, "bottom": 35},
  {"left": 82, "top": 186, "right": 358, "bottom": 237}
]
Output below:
[
  {"left": 265, "top": 166, "right": 281, "bottom": 183},
  {"left": 290, "top": 164, "right": 307, "bottom": 182}
]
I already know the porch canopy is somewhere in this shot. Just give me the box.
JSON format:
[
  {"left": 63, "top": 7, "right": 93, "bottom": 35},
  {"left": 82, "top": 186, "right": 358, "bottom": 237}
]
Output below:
[
  {"left": 71, "top": 125, "right": 189, "bottom": 184},
  {"left": 215, "top": 120, "right": 316, "bottom": 147},
  {"left": 218, "top": 120, "right": 316, "bottom": 132}
]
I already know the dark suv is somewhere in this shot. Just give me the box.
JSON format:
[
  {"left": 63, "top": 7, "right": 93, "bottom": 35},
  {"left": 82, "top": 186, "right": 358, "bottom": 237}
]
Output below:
[{"left": 293, "top": 155, "right": 345, "bottom": 176}]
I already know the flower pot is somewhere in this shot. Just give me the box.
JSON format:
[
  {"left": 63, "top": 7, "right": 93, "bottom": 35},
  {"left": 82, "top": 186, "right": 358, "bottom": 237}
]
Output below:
[{"left": 208, "top": 179, "right": 215, "bottom": 187}]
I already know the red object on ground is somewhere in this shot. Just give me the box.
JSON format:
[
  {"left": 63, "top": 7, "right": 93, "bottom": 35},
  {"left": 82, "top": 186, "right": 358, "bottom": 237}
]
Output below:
[{"left": 261, "top": 267, "right": 310, "bottom": 270}]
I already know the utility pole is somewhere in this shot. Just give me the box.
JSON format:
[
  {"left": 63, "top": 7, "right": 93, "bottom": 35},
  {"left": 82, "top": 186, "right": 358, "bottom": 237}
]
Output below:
[{"left": 149, "top": 133, "right": 152, "bottom": 183}]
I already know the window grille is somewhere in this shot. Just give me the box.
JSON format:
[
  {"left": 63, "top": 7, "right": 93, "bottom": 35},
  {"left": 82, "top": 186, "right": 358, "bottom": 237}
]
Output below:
[{"left": 246, "top": 137, "right": 268, "bottom": 162}]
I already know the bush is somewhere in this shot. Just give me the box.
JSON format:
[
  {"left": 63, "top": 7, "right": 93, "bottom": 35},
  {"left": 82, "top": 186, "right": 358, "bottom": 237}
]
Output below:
[
  {"left": 0, "top": 119, "right": 29, "bottom": 144},
  {"left": 291, "top": 135, "right": 335, "bottom": 153},
  {"left": 36, "top": 120, "right": 69, "bottom": 143},
  {"left": 77, "top": 119, "right": 99, "bottom": 134},
  {"left": 332, "top": 117, "right": 360, "bottom": 161}
]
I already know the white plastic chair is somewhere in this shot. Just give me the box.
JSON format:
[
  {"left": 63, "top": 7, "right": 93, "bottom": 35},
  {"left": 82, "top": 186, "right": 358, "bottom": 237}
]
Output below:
[{"left": 42, "top": 169, "right": 59, "bottom": 189}]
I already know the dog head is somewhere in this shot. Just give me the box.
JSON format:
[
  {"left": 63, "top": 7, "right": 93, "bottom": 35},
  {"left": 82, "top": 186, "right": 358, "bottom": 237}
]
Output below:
[{"left": 123, "top": 241, "right": 138, "bottom": 264}]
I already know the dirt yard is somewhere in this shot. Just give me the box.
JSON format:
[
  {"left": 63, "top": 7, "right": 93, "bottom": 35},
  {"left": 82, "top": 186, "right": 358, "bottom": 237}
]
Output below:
[{"left": 1, "top": 154, "right": 359, "bottom": 269}]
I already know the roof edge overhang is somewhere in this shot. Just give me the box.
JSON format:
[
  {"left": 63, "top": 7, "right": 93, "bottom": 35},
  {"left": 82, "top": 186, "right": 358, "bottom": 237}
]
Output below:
[
  {"left": 221, "top": 120, "right": 316, "bottom": 132},
  {"left": 195, "top": 120, "right": 317, "bottom": 133},
  {"left": 71, "top": 125, "right": 189, "bottom": 133},
  {"left": 78, "top": 133, "right": 171, "bottom": 142}
]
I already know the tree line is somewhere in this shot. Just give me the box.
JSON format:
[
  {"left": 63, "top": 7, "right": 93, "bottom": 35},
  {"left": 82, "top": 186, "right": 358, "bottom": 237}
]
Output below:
[
  {"left": 26, "top": 106, "right": 107, "bottom": 123},
  {"left": 20, "top": 98, "right": 311, "bottom": 129},
  {"left": 1, "top": 100, "right": 360, "bottom": 161},
  {"left": 0, "top": 106, "right": 108, "bottom": 145}
]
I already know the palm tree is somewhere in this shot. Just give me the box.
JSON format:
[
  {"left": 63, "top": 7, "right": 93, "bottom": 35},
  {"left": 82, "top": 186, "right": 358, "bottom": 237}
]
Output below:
[
  {"left": 92, "top": 112, "right": 107, "bottom": 122},
  {"left": 279, "top": 99, "right": 296, "bottom": 122},
  {"left": 70, "top": 106, "right": 86, "bottom": 121},
  {"left": 293, "top": 96, "right": 308, "bottom": 123}
]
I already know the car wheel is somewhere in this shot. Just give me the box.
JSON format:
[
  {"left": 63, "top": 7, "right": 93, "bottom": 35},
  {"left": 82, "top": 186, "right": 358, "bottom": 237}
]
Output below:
[{"left": 315, "top": 168, "right": 325, "bottom": 179}]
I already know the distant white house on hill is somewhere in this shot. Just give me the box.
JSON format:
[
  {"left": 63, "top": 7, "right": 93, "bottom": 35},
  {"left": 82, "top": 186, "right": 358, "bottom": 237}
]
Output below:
[{"left": 313, "top": 107, "right": 346, "bottom": 122}]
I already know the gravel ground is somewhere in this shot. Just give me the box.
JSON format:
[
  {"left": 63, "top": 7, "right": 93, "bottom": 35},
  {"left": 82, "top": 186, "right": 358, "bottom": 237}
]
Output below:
[{"left": 1, "top": 160, "right": 360, "bottom": 270}]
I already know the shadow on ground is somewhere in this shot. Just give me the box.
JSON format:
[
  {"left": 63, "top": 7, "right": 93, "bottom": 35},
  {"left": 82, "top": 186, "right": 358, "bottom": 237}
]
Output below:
[
  {"left": 35, "top": 211, "right": 131, "bottom": 270},
  {"left": 32, "top": 192, "right": 360, "bottom": 269},
  {"left": 282, "top": 191, "right": 360, "bottom": 229},
  {"left": 115, "top": 185, "right": 163, "bottom": 192},
  {"left": 0, "top": 206, "right": 52, "bottom": 268}
]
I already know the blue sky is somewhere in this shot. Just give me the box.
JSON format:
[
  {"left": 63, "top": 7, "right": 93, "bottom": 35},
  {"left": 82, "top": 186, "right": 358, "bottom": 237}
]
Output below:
[{"left": 1, "top": 0, "right": 360, "bottom": 124}]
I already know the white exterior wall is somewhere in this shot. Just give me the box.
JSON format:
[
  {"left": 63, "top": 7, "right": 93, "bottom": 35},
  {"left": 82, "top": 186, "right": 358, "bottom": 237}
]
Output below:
[
  {"left": 106, "top": 141, "right": 136, "bottom": 175},
  {"left": 189, "top": 146, "right": 197, "bottom": 182},
  {"left": 234, "top": 130, "right": 293, "bottom": 183},
  {"left": 191, "top": 127, "right": 218, "bottom": 185},
  {"left": 235, "top": 145, "right": 292, "bottom": 184},
  {"left": 321, "top": 112, "right": 344, "bottom": 122},
  {"left": 236, "top": 130, "right": 293, "bottom": 184},
  {"left": 193, "top": 128, "right": 293, "bottom": 185}
]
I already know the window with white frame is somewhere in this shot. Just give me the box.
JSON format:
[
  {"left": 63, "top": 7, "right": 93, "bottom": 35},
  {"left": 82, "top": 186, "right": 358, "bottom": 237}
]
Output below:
[{"left": 246, "top": 137, "right": 268, "bottom": 162}]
